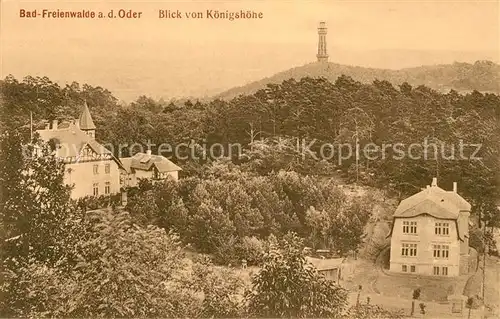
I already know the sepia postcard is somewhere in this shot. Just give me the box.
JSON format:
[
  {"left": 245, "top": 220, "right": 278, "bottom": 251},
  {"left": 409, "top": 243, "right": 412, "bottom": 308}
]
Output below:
[{"left": 0, "top": 1, "right": 499, "bottom": 318}]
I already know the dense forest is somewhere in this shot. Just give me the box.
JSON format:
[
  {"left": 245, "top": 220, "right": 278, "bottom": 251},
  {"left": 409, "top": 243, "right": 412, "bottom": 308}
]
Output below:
[
  {"left": 2, "top": 73, "right": 499, "bottom": 206},
  {"left": 2, "top": 74, "right": 500, "bottom": 242},
  {"left": 216, "top": 60, "right": 500, "bottom": 99}
]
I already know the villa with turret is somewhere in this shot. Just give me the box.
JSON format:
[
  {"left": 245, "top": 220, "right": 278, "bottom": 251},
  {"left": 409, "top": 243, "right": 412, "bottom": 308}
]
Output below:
[
  {"left": 388, "top": 178, "right": 471, "bottom": 277},
  {"left": 36, "top": 102, "right": 182, "bottom": 199},
  {"left": 36, "top": 102, "right": 123, "bottom": 199}
]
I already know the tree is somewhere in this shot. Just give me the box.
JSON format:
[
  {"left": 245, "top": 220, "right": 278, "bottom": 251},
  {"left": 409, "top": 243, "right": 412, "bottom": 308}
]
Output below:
[
  {"left": 191, "top": 257, "right": 244, "bottom": 317},
  {"left": 126, "top": 189, "right": 160, "bottom": 226},
  {"left": 0, "top": 132, "right": 74, "bottom": 267},
  {"left": 2, "top": 209, "right": 244, "bottom": 318},
  {"left": 0, "top": 132, "right": 76, "bottom": 316},
  {"left": 245, "top": 233, "right": 348, "bottom": 318},
  {"left": 305, "top": 193, "right": 373, "bottom": 256}
]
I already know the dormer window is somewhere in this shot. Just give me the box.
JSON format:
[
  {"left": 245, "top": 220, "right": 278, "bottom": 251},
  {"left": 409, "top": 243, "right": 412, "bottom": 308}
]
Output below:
[{"left": 403, "top": 221, "right": 417, "bottom": 234}]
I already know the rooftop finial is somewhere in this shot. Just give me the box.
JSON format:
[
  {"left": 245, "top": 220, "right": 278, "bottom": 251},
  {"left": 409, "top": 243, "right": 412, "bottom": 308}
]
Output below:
[{"left": 431, "top": 177, "right": 438, "bottom": 187}]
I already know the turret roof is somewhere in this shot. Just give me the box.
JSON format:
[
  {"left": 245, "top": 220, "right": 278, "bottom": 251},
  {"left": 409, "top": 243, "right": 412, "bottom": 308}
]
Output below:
[{"left": 79, "top": 101, "right": 96, "bottom": 130}]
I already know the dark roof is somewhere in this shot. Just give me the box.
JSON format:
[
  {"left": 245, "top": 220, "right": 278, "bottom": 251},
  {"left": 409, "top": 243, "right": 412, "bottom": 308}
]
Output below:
[
  {"left": 120, "top": 152, "right": 182, "bottom": 173},
  {"left": 79, "top": 101, "right": 96, "bottom": 130}
]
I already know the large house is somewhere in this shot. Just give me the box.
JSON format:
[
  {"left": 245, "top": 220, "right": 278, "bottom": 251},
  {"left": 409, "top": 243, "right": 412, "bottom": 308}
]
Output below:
[
  {"left": 37, "top": 102, "right": 123, "bottom": 199},
  {"left": 120, "top": 151, "right": 181, "bottom": 187},
  {"left": 388, "top": 178, "right": 471, "bottom": 277},
  {"left": 37, "top": 102, "right": 182, "bottom": 199}
]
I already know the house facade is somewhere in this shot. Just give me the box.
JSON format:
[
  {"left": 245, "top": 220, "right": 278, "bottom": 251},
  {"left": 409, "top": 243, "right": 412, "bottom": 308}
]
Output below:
[
  {"left": 119, "top": 151, "right": 182, "bottom": 188},
  {"left": 388, "top": 178, "right": 471, "bottom": 277},
  {"left": 36, "top": 102, "right": 122, "bottom": 199}
]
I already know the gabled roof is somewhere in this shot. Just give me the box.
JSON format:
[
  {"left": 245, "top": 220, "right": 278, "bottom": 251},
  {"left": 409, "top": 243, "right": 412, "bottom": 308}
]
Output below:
[
  {"left": 394, "top": 186, "right": 471, "bottom": 219},
  {"left": 389, "top": 179, "right": 471, "bottom": 241},
  {"left": 79, "top": 101, "right": 96, "bottom": 130},
  {"left": 37, "top": 123, "right": 110, "bottom": 157},
  {"left": 120, "top": 152, "right": 182, "bottom": 174}
]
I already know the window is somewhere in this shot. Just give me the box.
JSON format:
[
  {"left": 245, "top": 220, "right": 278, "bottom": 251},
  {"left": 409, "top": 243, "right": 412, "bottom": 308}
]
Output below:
[
  {"left": 433, "top": 266, "right": 440, "bottom": 275},
  {"left": 82, "top": 146, "right": 93, "bottom": 157},
  {"left": 442, "top": 246, "right": 449, "bottom": 258},
  {"left": 434, "top": 266, "right": 448, "bottom": 276},
  {"left": 93, "top": 164, "right": 99, "bottom": 175},
  {"left": 433, "top": 244, "right": 449, "bottom": 259},
  {"left": 403, "top": 221, "right": 417, "bottom": 234},
  {"left": 410, "top": 265, "right": 416, "bottom": 273},
  {"left": 93, "top": 183, "right": 99, "bottom": 196},
  {"left": 433, "top": 245, "right": 440, "bottom": 258},
  {"left": 401, "top": 243, "right": 417, "bottom": 257},
  {"left": 410, "top": 221, "right": 417, "bottom": 233},
  {"left": 435, "top": 223, "right": 441, "bottom": 235},
  {"left": 402, "top": 265, "right": 407, "bottom": 272},
  {"left": 105, "top": 181, "right": 110, "bottom": 195},
  {"left": 435, "top": 222, "right": 450, "bottom": 236},
  {"left": 105, "top": 164, "right": 110, "bottom": 174},
  {"left": 442, "top": 267, "right": 448, "bottom": 276},
  {"left": 442, "top": 223, "right": 449, "bottom": 235}
]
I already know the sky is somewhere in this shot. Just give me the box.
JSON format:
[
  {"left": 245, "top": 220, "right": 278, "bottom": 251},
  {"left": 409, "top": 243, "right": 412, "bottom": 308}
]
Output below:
[{"left": 1, "top": 0, "right": 499, "bottom": 101}]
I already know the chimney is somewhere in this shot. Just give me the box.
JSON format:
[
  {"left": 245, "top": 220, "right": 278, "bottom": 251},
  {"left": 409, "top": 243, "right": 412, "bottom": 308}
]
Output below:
[
  {"left": 431, "top": 177, "right": 437, "bottom": 187},
  {"left": 453, "top": 182, "right": 457, "bottom": 193},
  {"left": 51, "top": 119, "right": 58, "bottom": 130},
  {"left": 146, "top": 149, "right": 152, "bottom": 156}
]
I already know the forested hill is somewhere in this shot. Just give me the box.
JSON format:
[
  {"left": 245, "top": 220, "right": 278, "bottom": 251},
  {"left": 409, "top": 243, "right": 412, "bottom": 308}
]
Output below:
[{"left": 216, "top": 60, "right": 500, "bottom": 99}]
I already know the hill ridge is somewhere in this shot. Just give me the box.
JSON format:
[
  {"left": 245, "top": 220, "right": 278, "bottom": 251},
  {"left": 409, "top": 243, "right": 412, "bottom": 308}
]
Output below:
[{"left": 215, "top": 60, "right": 500, "bottom": 99}]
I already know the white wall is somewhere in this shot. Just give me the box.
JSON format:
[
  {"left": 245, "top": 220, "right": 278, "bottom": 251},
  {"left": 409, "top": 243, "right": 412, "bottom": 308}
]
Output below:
[
  {"left": 390, "top": 215, "right": 461, "bottom": 276},
  {"left": 64, "top": 159, "right": 121, "bottom": 199}
]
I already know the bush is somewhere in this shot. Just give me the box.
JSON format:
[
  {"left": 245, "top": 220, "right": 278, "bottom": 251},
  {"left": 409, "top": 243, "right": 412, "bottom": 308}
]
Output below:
[
  {"left": 346, "top": 304, "right": 404, "bottom": 319},
  {"left": 236, "top": 236, "right": 266, "bottom": 266},
  {"left": 75, "top": 194, "right": 121, "bottom": 211},
  {"left": 212, "top": 236, "right": 266, "bottom": 266}
]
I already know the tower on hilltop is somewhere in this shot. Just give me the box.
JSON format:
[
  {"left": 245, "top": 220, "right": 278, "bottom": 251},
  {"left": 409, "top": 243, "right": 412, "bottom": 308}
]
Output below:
[{"left": 316, "top": 21, "right": 329, "bottom": 63}]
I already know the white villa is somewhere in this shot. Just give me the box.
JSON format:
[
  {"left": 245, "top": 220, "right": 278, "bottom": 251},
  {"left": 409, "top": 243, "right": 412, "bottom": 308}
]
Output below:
[
  {"left": 37, "top": 102, "right": 182, "bottom": 199},
  {"left": 388, "top": 178, "right": 471, "bottom": 277},
  {"left": 37, "top": 102, "right": 123, "bottom": 199}
]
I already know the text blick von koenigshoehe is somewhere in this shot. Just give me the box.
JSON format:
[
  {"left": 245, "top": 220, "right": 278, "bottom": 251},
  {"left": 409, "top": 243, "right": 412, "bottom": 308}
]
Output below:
[{"left": 159, "top": 9, "right": 264, "bottom": 20}]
